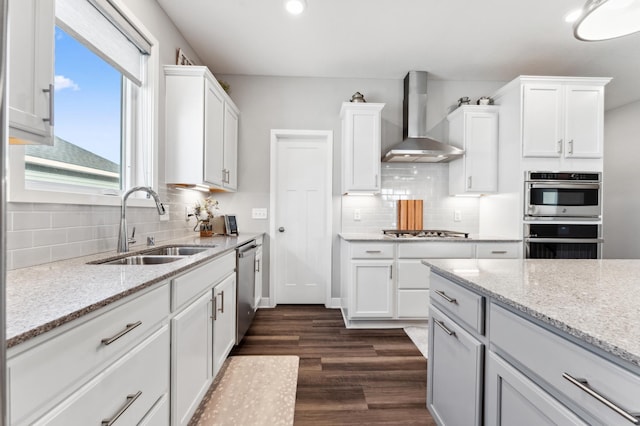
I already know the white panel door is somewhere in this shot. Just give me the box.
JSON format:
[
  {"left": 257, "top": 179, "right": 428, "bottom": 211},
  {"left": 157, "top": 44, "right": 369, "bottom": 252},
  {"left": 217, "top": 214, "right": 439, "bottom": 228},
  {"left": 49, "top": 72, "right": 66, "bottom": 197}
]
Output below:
[
  {"left": 204, "top": 79, "right": 225, "bottom": 186},
  {"left": 522, "top": 84, "right": 563, "bottom": 158},
  {"left": 564, "top": 85, "right": 603, "bottom": 158},
  {"left": 272, "top": 132, "right": 331, "bottom": 305}
]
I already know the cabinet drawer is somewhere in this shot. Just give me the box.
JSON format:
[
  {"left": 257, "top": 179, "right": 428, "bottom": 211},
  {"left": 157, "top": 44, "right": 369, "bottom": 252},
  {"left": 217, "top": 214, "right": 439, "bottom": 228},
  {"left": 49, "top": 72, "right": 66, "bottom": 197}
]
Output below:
[
  {"left": 397, "top": 289, "right": 429, "bottom": 318},
  {"left": 172, "top": 251, "right": 235, "bottom": 310},
  {"left": 397, "top": 260, "right": 430, "bottom": 289},
  {"left": 350, "top": 243, "right": 394, "bottom": 259},
  {"left": 476, "top": 242, "right": 520, "bottom": 259},
  {"left": 9, "top": 283, "right": 170, "bottom": 425},
  {"left": 491, "top": 304, "right": 640, "bottom": 426},
  {"left": 430, "top": 273, "right": 484, "bottom": 335},
  {"left": 398, "top": 242, "right": 474, "bottom": 259},
  {"left": 34, "top": 326, "right": 170, "bottom": 425}
]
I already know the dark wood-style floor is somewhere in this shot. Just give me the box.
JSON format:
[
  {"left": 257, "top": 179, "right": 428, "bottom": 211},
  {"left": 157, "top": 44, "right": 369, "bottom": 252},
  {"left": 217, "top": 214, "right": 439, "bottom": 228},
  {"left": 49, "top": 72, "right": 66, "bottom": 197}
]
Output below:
[{"left": 230, "top": 305, "right": 436, "bottom": 425}]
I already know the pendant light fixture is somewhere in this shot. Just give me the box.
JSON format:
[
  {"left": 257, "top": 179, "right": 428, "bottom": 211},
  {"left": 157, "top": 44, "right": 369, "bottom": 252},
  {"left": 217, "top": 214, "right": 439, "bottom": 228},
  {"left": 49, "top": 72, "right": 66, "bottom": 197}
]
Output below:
[
  {"left": 284, "top": 0, "right": 306, "bottom": 15},
  {"left": 573, "top": 0, "right": 640, "bottom": 41}
]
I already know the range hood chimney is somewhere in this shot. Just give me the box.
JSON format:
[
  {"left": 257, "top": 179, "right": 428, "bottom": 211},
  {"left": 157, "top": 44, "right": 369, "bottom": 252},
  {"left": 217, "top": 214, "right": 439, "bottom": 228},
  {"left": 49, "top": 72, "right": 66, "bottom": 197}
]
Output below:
[{"left": 382, "top": 71, "right": 464, "bottom": 163}]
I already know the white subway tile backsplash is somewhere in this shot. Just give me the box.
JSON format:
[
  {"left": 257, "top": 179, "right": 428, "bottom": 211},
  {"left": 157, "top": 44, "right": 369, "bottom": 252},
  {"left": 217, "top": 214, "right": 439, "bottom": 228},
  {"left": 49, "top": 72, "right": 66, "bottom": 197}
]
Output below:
[
  {"left": 33, "top": 229, "right": 68, "bottom": 247},
  {"left": 12, "top": 211, "right": 52, "bottom": 231},
  {"left": 13, "top": 247, "right": 51, "bottom": 269},
  {"left": 6, "top": 231, "right": 33, "bottom": 250},
  {"left": 342, "top": 163, "right": 480, "bottom": 234}
]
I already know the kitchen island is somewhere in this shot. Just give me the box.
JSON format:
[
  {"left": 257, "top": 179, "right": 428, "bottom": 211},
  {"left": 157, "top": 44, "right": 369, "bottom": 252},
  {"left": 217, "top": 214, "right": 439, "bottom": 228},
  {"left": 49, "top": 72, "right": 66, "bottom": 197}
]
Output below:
[{"left": 423, "top": 258, "right": 640, "bottom": 426}]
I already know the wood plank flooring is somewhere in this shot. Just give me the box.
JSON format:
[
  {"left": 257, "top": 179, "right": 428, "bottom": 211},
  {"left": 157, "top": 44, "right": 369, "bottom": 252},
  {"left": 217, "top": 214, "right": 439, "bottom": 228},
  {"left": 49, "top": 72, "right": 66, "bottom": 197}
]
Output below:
[{"left": 230, "top": 305, "right": 436, "bottom": 425}]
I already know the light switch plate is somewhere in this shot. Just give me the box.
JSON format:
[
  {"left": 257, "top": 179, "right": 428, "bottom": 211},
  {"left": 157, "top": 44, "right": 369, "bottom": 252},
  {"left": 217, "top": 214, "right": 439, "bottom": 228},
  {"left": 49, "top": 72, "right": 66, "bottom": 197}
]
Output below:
[
  {"left": 454, "top": 210, "right": 462, "bottom": 222},
  {"left": 252, "top": 208, "right": 268, "bottom": 219},
  {"left": 354, "top": 209, "right": 361, "bottom": 221}
]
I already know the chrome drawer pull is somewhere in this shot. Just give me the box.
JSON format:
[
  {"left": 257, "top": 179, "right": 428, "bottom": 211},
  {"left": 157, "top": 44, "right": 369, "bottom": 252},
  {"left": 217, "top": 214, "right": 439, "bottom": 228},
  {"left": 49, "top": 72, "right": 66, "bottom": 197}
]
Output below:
[
  {"left": 101, "top": 391, "right": 142, "bottom": 425},
  {"left": 365, "top": 250, "right": 382, "bottom": 253},
  {"left": 434, "top": 289, "right": 457, "bottom": 304},
  {"left": 218, "top": 290, "right": 225, "bottom": 313},
  {"left": 211, "top": 297, "right": 217, "bottom": 321},
  {"left": 491, "top": 250, "right": 507, "bottom": 254},
  {"left": 42, "top": 83, "right": 55, "bottom": 126},
  {"left": 101, "top": 321, "right": 142, "bottom": 345},
  {"left": 562, "top": 373, "right": 640, "bottom": 424},
  {"left": 434, "top": 319, "right": 456, "bottom": 337}
]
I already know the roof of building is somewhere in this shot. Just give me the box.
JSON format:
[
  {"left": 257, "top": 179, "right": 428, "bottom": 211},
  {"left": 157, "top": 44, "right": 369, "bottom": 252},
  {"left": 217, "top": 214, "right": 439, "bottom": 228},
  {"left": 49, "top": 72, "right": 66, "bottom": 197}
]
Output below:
[{"left": 25, "top": 136, "right": 119, "bottom": 173}]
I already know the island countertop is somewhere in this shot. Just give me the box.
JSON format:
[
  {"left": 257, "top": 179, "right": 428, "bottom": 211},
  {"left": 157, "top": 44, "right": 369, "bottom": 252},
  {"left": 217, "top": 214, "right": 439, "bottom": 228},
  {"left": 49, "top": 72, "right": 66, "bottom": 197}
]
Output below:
[
  {"left": 422, "top": 258, "right": 640, "bottom": 368},
  {"left": 6, "top": 233, "right": 263, "bottom": 348}
]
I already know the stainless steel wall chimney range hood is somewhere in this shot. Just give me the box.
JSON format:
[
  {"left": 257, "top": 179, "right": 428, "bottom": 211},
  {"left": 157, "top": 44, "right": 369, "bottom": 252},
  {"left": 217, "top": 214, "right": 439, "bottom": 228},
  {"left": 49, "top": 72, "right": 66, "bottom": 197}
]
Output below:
[{"left": 382, "top": 71, "right": 464, "bottom": 163}]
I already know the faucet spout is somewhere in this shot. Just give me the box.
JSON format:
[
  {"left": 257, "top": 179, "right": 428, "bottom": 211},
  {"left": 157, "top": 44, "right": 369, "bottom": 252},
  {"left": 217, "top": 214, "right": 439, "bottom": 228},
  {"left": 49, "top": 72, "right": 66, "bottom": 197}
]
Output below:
[{"left": 117, "top": 186, "right": 166, "bottom": 253}]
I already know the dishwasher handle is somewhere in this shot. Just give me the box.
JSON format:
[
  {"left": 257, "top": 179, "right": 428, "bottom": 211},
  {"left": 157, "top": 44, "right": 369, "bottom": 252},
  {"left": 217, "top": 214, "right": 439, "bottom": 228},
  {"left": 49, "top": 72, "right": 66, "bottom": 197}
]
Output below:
[{"left": 238, "top": 241, "right": 258, "bottom": 257}]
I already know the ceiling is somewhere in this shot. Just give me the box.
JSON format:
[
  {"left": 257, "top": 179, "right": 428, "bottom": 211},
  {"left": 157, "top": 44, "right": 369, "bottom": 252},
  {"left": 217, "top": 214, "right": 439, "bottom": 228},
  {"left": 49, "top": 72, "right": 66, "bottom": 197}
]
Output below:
[{"left": 156, "top": 0, "right": 640, "bottom": 110}]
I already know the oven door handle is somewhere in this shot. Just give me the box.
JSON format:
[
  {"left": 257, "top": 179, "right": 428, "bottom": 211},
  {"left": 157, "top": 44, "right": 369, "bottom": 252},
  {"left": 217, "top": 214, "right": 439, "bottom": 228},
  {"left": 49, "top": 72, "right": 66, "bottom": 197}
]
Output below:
[
  {"left": 528, "top": 183, "right": 600, "bottom": 190},
  {"left": 525, "top": 238, "right": 603, "bottom": 244}
]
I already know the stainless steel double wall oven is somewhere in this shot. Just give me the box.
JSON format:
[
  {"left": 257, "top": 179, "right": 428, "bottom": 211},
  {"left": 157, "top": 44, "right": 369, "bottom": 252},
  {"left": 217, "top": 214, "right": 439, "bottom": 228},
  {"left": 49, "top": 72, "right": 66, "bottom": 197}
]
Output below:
[{"left": 524, "top": 172, "right": 603, "bottom": 259}]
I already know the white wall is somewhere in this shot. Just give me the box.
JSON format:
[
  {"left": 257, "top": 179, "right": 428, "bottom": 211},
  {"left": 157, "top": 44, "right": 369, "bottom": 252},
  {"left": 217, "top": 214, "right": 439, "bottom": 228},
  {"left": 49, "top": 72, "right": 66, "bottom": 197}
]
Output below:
[{"left": 603, "top": 100, "right": 640, "bottom": 258}]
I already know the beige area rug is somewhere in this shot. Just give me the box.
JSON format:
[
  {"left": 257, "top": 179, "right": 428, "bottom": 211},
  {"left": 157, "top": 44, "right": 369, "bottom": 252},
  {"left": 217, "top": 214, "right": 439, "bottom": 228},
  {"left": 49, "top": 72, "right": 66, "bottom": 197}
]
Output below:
[
  {"left": 404, "top": 326, "right": 429, "bottom": 359},
  {"left": 190, "top": 355, "right": 299, "bottom": 426}
]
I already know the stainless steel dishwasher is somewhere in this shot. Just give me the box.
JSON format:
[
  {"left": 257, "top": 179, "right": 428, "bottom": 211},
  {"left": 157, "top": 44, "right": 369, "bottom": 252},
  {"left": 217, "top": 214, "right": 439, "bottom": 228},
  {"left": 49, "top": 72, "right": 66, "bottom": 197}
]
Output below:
[{"left": 236, "top": 240, "right": 258, "bottom": 344}]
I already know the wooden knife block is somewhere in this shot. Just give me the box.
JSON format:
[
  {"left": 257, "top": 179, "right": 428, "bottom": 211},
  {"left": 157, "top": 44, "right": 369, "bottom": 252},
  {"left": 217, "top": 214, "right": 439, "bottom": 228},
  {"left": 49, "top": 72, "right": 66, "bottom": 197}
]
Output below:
[{"left": 397, "top": 200, "right": 424, "bottom": 230}]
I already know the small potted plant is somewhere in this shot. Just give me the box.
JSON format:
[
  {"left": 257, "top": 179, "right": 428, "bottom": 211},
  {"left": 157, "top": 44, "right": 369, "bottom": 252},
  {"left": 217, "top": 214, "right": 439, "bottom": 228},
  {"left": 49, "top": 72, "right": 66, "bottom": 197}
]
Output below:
[{"left": 191, "top": 197, "right": 220, "bottom": 237}]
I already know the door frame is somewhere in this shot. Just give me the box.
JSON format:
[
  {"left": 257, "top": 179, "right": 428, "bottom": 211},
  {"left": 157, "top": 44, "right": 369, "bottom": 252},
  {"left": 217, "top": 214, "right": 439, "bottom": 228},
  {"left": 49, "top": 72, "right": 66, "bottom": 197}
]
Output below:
[{"left": 269, "top": 129, "right": 333, "bottom": 307}]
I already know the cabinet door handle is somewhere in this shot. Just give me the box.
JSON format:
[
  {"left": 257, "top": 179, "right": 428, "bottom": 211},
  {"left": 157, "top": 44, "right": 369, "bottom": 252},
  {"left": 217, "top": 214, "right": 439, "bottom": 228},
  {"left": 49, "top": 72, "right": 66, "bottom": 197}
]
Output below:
[
  {"left": 562, "top": 373, "right": 640, "bottom": 424},
  {"left": 101, "top": 391, "right": 142, "bottom": 426},
  {"left": 557, "top": 139, "right": 563, "bottom": 153},
  {"left": 211, "top": 296, "right": 217, "bottom": 321},
  {"left": 218, "top": 290, "right": 225, "bottom": 313},
  {"left": 568, "top": 139, "right": 574, "bottom": 154},
  {"left": 101, "top": 321, "right": 142, "bottom": 345},
  {"left": 365, "top": 250, "right": 382, "bottom": 253},
  {"left": 467, "top": 176, "right": 472, "bottom": 189},
  {"left": 375, "top": 174, "right": 379, "bottom": 187},
  {"left": 434, "top": 289, "right": 457, "bottom": 304},
  {"left": 434, "top": 319, "right": 456, "bottom": 337},
  {"left": 42, "top": 83, "right": 55, "bottom": 126},
  {"left": 255, "top": 258, "right": 260, "bottom": 272},
  {"left": 390, "top": 265, "right": 393, "bottom": 279},
  {"left": 491, "top": 250, "right": 507, "bottom": 254}
]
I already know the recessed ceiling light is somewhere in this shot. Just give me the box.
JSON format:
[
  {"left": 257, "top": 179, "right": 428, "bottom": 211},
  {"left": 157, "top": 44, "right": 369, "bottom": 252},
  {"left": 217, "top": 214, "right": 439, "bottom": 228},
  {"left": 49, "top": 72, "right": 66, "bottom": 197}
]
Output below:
[
  {"left": 284, "top": 0, "right": 306, "bottom": 15},
  {"left": 564, "top": 8, "right": 582, "bottom": 22}
]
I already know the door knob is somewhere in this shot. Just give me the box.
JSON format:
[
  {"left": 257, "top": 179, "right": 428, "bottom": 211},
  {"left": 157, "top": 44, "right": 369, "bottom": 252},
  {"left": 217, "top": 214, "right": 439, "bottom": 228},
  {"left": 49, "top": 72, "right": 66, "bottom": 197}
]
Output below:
[{"left": 278, "top": 227, "right": 285, "bottom": 232}]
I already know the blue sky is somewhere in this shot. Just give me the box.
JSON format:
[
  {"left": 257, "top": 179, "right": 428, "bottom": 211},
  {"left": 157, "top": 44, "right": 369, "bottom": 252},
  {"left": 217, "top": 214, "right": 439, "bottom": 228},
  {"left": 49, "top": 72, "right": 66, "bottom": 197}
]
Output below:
[{"left": 54, "top": 27, "right": 122, "bottom": 165}]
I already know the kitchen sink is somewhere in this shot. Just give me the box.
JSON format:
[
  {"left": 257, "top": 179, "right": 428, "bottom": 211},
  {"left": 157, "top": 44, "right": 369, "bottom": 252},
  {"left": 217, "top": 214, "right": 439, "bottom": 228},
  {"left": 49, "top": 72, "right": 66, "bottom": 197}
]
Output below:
[
  {"left": 141, "top": 246, "right": 213, "bottom": 256},
  {"left": 97, "top": 255, "right": 186, "bottom": 265}
]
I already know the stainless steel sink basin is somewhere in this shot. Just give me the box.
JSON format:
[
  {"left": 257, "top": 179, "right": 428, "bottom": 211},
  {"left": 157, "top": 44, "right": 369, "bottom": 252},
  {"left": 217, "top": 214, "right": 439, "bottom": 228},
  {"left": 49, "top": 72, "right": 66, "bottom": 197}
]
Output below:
[
  {"left": 97, "top": 255, "right": 185, "bottom": 265},
  {"left": 142, "top": 246, "right": 213, "bottom": 256}
]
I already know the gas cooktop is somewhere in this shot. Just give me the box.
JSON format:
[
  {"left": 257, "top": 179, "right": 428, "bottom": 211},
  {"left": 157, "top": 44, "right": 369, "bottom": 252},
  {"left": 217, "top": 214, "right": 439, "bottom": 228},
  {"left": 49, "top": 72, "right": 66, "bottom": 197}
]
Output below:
[{"left": 382, "top": 229, "right": 470, "bottom": 239}]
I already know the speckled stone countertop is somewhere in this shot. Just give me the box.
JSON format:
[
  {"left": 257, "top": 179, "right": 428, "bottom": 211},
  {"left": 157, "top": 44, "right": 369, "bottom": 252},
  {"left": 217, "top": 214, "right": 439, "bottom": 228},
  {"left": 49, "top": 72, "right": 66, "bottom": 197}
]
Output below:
[
  {"left": 6, "top": 233, "right": 263, "bottom": 348},
  {"left": 339, "top": 232, "right": 521, "bottom": 242},
  {"left": 422, "top": 258, "right": 640, "bottom": 368}
]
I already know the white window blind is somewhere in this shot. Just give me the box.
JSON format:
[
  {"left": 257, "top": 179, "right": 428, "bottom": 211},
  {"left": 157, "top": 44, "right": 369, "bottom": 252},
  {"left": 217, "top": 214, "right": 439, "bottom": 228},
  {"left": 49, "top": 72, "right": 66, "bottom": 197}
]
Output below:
[{"left": 56, "top": 0, "right": 150, "bottom": 85}]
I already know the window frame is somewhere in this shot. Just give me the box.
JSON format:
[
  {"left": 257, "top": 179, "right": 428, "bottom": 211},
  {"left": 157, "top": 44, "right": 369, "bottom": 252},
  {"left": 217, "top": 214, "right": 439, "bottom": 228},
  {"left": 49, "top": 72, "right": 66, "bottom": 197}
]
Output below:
[{"left": 7, "top": 0, "right": 159, "bottom": 207}]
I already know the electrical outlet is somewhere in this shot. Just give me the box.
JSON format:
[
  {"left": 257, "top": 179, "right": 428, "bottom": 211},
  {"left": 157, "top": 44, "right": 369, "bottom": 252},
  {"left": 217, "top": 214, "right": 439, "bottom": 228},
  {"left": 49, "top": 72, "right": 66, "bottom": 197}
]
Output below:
[
  {"left": 252, "top": 208, "right": 268, "bottom": 219},
  {"left": 354, "top": 209, "right": 361, "bottom": 221},
  {"left": 454, "top": 210, "right": 462, "bottom": 222},
  {"left": 160, "top": 205, "right": 170, "bottom": 221}
]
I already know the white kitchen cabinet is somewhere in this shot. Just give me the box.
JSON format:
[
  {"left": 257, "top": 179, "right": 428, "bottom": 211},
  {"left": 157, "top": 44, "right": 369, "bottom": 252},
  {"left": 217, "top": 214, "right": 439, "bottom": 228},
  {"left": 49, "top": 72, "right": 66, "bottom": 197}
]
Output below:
[
  {"left": 165, "top": 65, "right": 239, "bottom": 191},
  {"left": 475, "top": 242, "right": 521, "bottom": 259},
  {"left": 8, "top": 0, "right": 55, "bottom": 145},
  {"left": 7, "top": 283, "right": 170, "bottom": 425},
  {"left": 428, "top": 306, "right": 483, "bottom": 426},
  {"left": 171, "top": 291, "right": 213, "bottom": 426},
  {"left": 254, "top": 237, "right": 263, "bottom": 309},
  {"left": 486, "top": 351, "right": 587, "bottom": 426},
  {"left": 213, "top": 273, "right": 237, "bottom": 377},
  {"left": 340, "top": 102, "right": 385, "bottom": 194},
  {"left": 522, "top": 81, "right": 606, "bottom": 159},
  {"left": 350, "top": 260, "right": 394, "bottom": 318},
  {"left": 448, "top": 105, "right": 499, "bottom": 195},
  {"left": 33, "top": 326, "right": 170, "bottom": 426}
]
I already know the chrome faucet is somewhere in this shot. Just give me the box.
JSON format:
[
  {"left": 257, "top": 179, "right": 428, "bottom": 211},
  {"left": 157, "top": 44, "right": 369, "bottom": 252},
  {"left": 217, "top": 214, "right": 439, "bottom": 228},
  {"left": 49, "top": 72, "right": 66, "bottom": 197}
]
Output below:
[{"left": 117, "top": 186, "right": 166, "bottom": 253}]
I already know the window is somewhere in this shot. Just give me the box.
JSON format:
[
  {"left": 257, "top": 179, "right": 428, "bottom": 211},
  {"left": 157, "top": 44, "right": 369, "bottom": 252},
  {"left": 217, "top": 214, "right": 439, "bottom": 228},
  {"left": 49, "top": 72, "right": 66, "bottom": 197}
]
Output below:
[{"left": 9, "top": 0, "right": 157, "bottom": 204}]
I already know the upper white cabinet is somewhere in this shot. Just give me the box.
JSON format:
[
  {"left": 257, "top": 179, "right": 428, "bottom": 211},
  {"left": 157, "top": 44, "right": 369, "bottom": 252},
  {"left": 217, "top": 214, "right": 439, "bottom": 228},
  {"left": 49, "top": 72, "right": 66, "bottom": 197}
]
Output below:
[
  {"left": 8, "top": 0, "right": 55, "bottom": 145},
  {"left": 448, "top": 106, "right": 499, "bottom": 195},
  {"left": 165, "top": 65, "right": 239, "bottom": 191},
  {"left": 521, "top": 79, "right": 609, "bottom": 159},
  {"left": 341, "top": 102, "right": 385, "bottom": 194}
]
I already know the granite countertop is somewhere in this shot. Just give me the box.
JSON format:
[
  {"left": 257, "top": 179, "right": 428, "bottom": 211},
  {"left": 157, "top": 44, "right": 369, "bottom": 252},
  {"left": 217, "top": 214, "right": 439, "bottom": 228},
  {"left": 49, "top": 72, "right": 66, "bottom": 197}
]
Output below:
[
  {"left": 339, "top": 232, "right": 521, "bottom": 243},
  {"left": 423, "top": 258, "right": 640, "bottom": 368},
  {"left": 6, "top": 232, "right": 263, "bottom": 348}
]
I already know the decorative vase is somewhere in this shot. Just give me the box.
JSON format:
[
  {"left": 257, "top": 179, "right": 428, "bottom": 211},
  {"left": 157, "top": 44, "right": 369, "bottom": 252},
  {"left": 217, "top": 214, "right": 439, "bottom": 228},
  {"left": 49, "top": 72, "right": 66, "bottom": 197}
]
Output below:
[{"left": 199, "top": 222, "right": 213, "bottom": 237}]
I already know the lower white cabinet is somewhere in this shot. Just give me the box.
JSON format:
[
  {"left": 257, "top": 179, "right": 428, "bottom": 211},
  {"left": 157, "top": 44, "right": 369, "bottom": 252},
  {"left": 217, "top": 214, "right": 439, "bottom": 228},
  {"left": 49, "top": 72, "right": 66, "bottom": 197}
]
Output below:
[
  {"left": 254, "top": 237, "right": 263, "bottom": 309},
  {"left": 428, "top": 306, "right": 483, "bottom": 426},
  {"left": 350, "top": 260, "right": 394, "bottom": 318},
  {"left": 486, "top": 351, "right": 587, "bottom": 426},
  {"left": 171, "top": 291, "right": 214, "bottom": 426},
  {"left": 34, "top": 326, "right": 170, "bottom": 425},
  {"left": 213, "top": 273, "right": 237, "bottom": 377}
]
